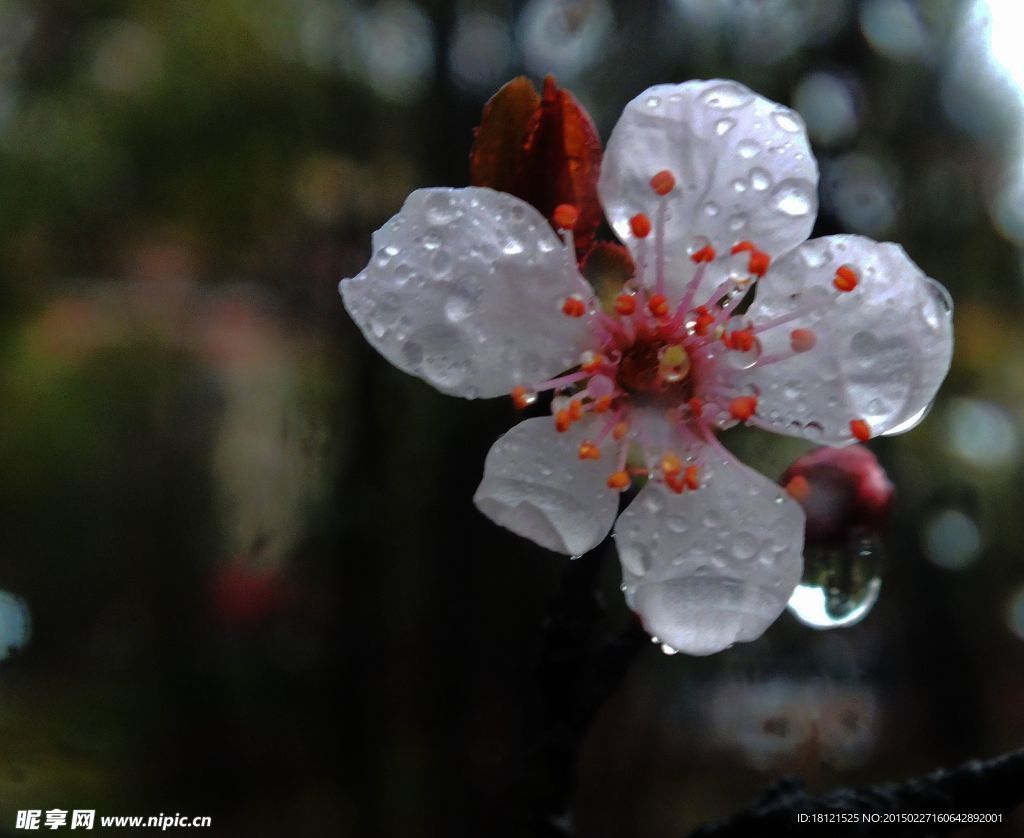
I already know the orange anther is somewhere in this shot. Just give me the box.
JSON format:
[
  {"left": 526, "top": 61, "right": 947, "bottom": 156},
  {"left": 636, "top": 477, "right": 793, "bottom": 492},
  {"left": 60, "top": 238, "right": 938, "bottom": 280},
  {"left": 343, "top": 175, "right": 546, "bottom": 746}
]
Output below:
[
  {"left": 553, "top": 203, "right": 578, "bottom": 230},
  {"left": 555, "top": 410, "right": 572, "bottom": 433},
  {"left": 562, "top": 295, "right": 587, "bottom": 317},
  {"left": 607, "top": 470, "right": 631, "bottom": 491},
  {"left": 690, "top": 244, "right": 716, "bottom": 263},
  {"left": 647, "top": 293, "right": 669, "bottom": 318},
  {"left": 665, "top": 473, "right": 685, "bottom": 494},
  {"left": 569, "top": 399, "right": 584, "bottom": 421},
  {"left": 748, "top": 249, "right": 771, "bottom": 276},
  {"left": 593, "top": 395, "right": 613, "bottom": 413},
  {"left": 650, "top": 169, "right": 676, "bottom": 195},
  {"left": 661, "top": 452, "right": 683, "bottom": 476},
  {"left": 581, "top": 352, "right": 604, "bottom": 373},
  {"left": 687, "top": 396, "right": 704, "bottom": 418},
  {"left": 850, "top": 418, "right": 871, "bottom": 442},
  {"left": 693, "top": 305, "right": 715, "bottom": 336},
  {"left": 512, "top": 385, "right": 534, "bottom": 409},
  {"left": 730, "top": 395, "right": 758, "bottom": 421},
  {"left": 724, "top": 328, "right": 754, "bottom": 352},
  {"left": 730, "top": 241, "right": 769, "bottom": 275},
  {"left": 629, "top": 213, "right": 652, "bottom": 238},
  {"left": 790, "top": 328, "right": 817, "bottom": 353},
  {"left": 615, "top": 293, "right": 637, "bottom": 315},
  {"left": 683, "top": 464, "right": 700, "bottom": 491},
  {"left": 833, "top": 264, "right": 859, "bottom": 292},
  {"left": 612, "top": 421, "right": 629, "bottom": 441},
  {"left": 785, "top": 474, "right": 810, "bottom": 502},
  {"left": 578, "top": 440, "right": 601, "bottom": 460}
]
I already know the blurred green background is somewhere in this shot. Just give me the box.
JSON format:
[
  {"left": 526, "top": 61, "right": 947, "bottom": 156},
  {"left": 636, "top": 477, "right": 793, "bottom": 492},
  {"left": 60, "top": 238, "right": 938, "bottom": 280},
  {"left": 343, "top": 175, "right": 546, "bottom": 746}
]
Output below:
[{"left": 0, "top": 1, "right": 1023, "bottom": 836}]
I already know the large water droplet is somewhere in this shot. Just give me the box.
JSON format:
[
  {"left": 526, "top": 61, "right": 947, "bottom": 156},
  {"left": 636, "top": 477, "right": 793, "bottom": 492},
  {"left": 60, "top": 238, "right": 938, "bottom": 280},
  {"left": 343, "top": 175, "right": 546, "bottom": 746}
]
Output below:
[
  {"left": 503, "top": 238, "right": 524, "bottom": 255},
  {"left": 771, "top": 180, "right": 814, "bottom": 217},
  {"left": 716, "top": 118, "right": 736, "bottom": 136},
  {"left": 787, "top": 537, "right": 883, "bottom": 629}
]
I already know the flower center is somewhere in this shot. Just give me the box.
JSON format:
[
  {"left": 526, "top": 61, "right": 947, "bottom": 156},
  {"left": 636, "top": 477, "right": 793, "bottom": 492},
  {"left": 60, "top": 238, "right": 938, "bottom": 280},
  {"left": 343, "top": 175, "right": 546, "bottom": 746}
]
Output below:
[
  {"left": 511, "top": 181, "right": 873, "bottom": 495},
  {"left": 614, "top": 332, "right": 695, "bottom": 413}
]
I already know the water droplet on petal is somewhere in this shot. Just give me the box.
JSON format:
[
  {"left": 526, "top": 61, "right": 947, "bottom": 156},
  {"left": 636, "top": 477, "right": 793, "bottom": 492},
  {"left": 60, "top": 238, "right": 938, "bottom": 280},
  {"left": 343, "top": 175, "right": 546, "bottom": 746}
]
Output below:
[
  {"left": 771, "top": 108, "right": 802, "bottom": 133},
  {"left": 503, "top": 238, "right": 524, "bottom": 255},
  {"left": 770, "top": 180, "right": 814, "bottom": 217},
  {"left": 731, "top": 532, "right": 758, "bottom": 560},
  {"left": 738, "top": 139, "right": 760, "bottom": 159},
  {"left": 431, "top": 249, "right": 452, "bottom": 276},
  {"left": 700, "top": 82, "right": 754, "bottom": 110},
  {"left": 660, "top": 643, "right": 678, "bottom": 655},
  {"left": 716, "top": 117, "right": 736, "bottom": 136},
  {"left": 750, "top": 167, "right": 772, "bottom": 191},
  {"left": 646, "top": 95, "right": 661, "bottom": 108},
  {"left": 426, "top": 192, "right": 457, "bottom": 225}
]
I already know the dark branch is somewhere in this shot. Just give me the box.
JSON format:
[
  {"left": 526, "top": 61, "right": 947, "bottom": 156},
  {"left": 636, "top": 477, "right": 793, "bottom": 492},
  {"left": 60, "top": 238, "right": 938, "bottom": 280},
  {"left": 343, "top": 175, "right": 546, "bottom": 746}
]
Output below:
[{"left": 688, "top": 747, "right": 1024, "bottom": 837}]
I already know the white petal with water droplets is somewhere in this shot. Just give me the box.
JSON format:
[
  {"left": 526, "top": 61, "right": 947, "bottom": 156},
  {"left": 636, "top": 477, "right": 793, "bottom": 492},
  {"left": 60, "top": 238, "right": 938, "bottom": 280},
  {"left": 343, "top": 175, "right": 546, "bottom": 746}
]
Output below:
[
  {"left": 341, "top": 187, "right": 595, "bottom": 398},
  {"left": 741, "top": 235, "right": 954, "bottom": 445},
  {"left": 615, "top": 451, "right": 804, "bottom": 656},
  {"left": 599, "top": 80, "right": 818, "bottom": 288},
  {"left": 474, "top": 416, "right": 619, "bottom": 556}
]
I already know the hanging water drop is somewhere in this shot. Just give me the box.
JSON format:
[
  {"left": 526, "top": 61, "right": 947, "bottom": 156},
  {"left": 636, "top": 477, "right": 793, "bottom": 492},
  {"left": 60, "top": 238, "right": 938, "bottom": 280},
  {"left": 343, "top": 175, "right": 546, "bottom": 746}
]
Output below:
[{"left": 787, "top": 536, "right": 883, "bottom": 629}]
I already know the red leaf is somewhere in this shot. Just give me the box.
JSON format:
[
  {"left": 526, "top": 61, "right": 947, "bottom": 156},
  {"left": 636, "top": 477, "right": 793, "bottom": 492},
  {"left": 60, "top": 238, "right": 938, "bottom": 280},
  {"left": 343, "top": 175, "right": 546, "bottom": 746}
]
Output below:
[
  {"left": 470, "top": 75, "right": 604, "bottom": 258},
  {"left": 470, "top": 76, "right": 540, "bottom": 194},
  {"left": 520, "top": 76, "right": 603, "bottom": 255}
]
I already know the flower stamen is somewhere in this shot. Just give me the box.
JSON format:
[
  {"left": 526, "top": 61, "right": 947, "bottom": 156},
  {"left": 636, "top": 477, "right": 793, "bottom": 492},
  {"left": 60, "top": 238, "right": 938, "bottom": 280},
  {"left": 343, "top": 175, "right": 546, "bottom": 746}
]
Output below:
[
  {"left": 630, "top": 213, "right": 652, "bottom": 238},
  {"left": 850, "top": 418, "right": 871, "bottom": 441},
  {"left": 833, "top": 264, "right": 859, "bottom": 293},
  {"left": 562, "top": 294, "right": 587, "bottom": 317},
  {"left": 650, "top": 170, "right": 676, "bottom": 195},
  {"left": 730, "top": 395, "right": 758, "bottom": 422},
  {"left": 553, "top": 203, "right": 579, "bottom": 230}
]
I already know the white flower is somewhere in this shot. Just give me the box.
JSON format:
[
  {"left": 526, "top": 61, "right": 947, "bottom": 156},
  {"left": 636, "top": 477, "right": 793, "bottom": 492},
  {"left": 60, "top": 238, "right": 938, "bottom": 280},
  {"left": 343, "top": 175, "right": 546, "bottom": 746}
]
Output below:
[{"left": 340, "top": 80, "right": 954, "bottom": 655}]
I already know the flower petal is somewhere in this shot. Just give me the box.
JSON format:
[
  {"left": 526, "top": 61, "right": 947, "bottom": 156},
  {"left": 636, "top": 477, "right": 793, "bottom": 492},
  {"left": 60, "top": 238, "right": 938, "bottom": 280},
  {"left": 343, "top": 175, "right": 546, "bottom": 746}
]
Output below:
[
  {"left": 474, "top": 416, "right": 618, "bottom": 556},
  {"left": 599, "top": 80, "right": 818, "bottom": 269},
  {"left": 615, "top": 449, "right": 804, "bottom": 656},
  {"left": 742, "top": 235, "right": 954, "bottom": 445},
  {"left": 340, "top": 187, "right": 594, "bottom": 398}
]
